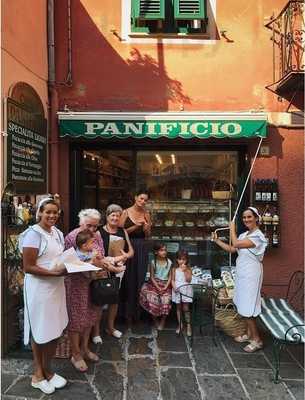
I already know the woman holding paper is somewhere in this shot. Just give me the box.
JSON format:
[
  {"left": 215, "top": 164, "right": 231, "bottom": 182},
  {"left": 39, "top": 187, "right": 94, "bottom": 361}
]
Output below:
[
  {"left": 100, "top": 204, "right": 134, "bottom": 338},
  {"left": 119, "top": 189, "right": 152, "bottom": 322},
  {"left": 19, "top": 197, "right": 68, "bottom": 394},
  {"left": 64, "top": 209, "right": 125, "bottom": 350}
]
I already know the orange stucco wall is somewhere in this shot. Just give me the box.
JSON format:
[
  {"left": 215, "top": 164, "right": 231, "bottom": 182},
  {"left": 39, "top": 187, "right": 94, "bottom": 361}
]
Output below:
[
  {"left": 54, "top": 0, "right": 295, "bottom": 112},
  {"left": 1, "top": 0, "right": 48, "bottom": 111},
  {"left": 1, "top": 0, "right": 49, "bottom": 191}
]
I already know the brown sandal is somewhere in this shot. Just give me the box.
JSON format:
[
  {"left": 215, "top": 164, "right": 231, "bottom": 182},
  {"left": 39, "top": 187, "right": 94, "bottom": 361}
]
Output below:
[{"left": 71, "top": 357, "right": 88, "bottom": 372}]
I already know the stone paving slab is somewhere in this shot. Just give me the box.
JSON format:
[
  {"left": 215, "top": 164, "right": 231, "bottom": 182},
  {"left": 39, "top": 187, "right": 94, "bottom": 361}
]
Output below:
[
  {"left": 47, "top": 381, "right": 98, "bottom": 400},
  {"left": 192, "top": 337, "right": 235, "bottom": 374},
  {"left": 93, "top": 362, "right": 124, "bottom": 400},
  {"left": 51, "top": 359, "right": 95, "bottom": 380},
  {"left": 127, "top": 358, "right": 159, "bottom": 400},
  {"left": 1, "top": 323, "right": 304, "bottom": 400},
  {"left": 197, "top": 375, "right": 248, "bottom": 400},
  {"left": 1, "top": 358, "right": 33, "bottom": 375},
  {"left": 96, "top": 337, "right": 124, "bottom": 361},
  {"left": 128, "top": 337, "right": 153, "bottom": 355},
  {"left": 160, "top": 368, "right": 201, "bottom": 400},
  {"left": 5, "top": 377, "right": 43, "bottom": 399},
  {"left": 159, "top": 351, "right": 192, "bottom": 367},
  {"left": 1, "top": 374, "right": 19, "bottom": 393},
  {"left": 230, "top": 353, "right": 271, "bottom": 370},
  {"left": 157, "top": 331, "right": 188, "bottom": 352},
  {"left": 283, "top": 380, "right": 305, "bottom": 400},
  {"left": 237, "top": 369, "right": 294, "bottom": 400}
]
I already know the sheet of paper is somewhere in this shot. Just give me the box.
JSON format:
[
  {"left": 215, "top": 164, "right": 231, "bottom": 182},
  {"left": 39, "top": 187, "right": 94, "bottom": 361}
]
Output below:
[
  {"left": 65, "top": 262, "right": 101, "bottom": 273},
  {"left": 50, "top": 247, "right": 79, "bottom": 269},
  {"left": 50, "top": 247, "right": 101, "bottom": 273}
]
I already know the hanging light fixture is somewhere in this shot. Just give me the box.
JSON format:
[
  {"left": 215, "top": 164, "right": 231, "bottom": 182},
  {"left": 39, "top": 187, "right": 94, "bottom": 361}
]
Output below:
[{"left": 155, "top": 154, "right": 163, "bottom": 164}]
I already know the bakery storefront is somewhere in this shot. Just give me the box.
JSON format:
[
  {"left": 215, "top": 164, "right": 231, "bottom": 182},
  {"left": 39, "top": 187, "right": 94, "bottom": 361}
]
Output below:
[{"left": 58, "top": 112, "right": 267, "bottom": 269}]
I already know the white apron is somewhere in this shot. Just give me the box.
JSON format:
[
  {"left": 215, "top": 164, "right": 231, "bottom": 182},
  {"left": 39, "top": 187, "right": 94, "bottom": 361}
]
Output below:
[
  {"left": 233, "top": 229, "right": 267, "bottom": 318},
  {"left": 23, "top": 226, "right": 68, "bottom": 344}
]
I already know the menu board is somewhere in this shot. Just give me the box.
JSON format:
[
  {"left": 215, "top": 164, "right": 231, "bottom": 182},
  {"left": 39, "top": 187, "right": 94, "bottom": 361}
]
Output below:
[{"left": 6, "top": 98, "right": 47, "bottom": 194}]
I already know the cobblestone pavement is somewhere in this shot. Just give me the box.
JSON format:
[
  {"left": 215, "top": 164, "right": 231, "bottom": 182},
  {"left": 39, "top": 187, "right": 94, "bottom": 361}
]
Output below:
[{"left": 2, "top": 321, "right": 304, "bottom": 400}]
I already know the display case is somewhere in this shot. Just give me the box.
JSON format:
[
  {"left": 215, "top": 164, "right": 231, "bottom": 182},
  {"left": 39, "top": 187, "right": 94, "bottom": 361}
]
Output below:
[{"left": 149, "top": 199, "right": 234, "bottom": 269}]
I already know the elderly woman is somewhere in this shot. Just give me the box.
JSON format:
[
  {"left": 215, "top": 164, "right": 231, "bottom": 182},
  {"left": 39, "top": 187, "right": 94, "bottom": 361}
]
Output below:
[
  {"left": 119, "top": 189, "right": 152, "bottom": 322},
  {"left": 100, "top": 204, "right": 134, "bottom": 338},
  {"left": 19, "top": 197, "right": 68, "bottom": 394},
  {"left": 64, "top": 209, "right": 124, "bottom": 369},
  {"left": 212, "top": 207, "right": 268, "bottom": 352}
]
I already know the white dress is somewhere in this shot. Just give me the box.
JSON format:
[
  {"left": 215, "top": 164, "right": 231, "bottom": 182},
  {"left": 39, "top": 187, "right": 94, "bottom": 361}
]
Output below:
[
  {"left": 172, "top": 269, "right": 193, "bottom": 304},
  {"left": 21, "top": 225, "right": 68, "bottom": 344},
  {"left": 233, "top": 229, "right": 268, "bottom": 317}
]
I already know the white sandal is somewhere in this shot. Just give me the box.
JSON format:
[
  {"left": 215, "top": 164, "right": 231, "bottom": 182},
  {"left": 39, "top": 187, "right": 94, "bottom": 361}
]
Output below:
[
  {"left": 48, "top": 373, "right": 67, "bottom": 389},
  {"left": 31, "top": 379, "right": 55, "bottom": 394},
  {"left": 92, "top": 335, "right": 103, "bottom": 344},
  {"left": 234, "top": 334, "right": 250, "bottom": 343},
  {"left": 243, "top": 340, "right": 263, "bottom": 353}
]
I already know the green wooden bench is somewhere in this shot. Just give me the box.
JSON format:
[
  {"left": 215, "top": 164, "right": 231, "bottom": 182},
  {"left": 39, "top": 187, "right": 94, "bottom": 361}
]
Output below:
[{"left": 260, "top": 270, "right": 304, "bottom": 383}]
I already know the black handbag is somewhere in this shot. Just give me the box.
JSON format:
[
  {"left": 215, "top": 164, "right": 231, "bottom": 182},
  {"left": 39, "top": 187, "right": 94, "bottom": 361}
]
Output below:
[{"left": 90, "top": 273, "right": 120, "bottom": 306}]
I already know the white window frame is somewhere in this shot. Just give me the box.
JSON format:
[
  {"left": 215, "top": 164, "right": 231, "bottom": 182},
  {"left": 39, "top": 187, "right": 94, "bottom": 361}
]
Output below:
[{"left": 121, "top": 0, "right": 217, "bottom": 44}]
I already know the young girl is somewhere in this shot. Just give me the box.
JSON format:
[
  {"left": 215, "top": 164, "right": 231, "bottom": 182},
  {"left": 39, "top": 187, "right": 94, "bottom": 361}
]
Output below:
[
  {"left": 139, "top": 242, "right": 172, "bottom": 330},
  {"left": 65, "top": 229, "right": 101, "bottom": 372},
  {"left": 172, "top": 250, "right": 193, "bottom": 337}
]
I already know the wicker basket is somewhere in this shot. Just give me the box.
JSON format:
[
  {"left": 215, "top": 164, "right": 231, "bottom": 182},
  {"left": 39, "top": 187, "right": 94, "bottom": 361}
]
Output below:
[
  {"left": 212, "top": 181, "right": 233, "bottom": 200},
  {"left": 216, "top": 288, "right": 233, "bottom": 305},
  {"left": 55, "top": 332, "right": 71, "bottom": 359},
  {"left": 215, "top": 304, "right": 247, "bottom": 337}
]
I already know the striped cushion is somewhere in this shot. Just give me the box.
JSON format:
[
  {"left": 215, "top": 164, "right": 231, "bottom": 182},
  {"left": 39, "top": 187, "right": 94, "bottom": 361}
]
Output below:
[{"left": 260, "top": 298, "right": 305, "bottom": 343}]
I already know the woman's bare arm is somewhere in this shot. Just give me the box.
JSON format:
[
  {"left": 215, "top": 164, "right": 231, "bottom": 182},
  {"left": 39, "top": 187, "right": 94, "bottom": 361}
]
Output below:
[{"left": 23, "top": 248, "right": 66, "bottom": 276}]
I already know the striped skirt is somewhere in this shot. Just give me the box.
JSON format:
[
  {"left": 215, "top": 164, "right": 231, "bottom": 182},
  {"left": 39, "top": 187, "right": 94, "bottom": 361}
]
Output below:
[{"left": 139, "top": 278, "right": 172, "bottom": 317}]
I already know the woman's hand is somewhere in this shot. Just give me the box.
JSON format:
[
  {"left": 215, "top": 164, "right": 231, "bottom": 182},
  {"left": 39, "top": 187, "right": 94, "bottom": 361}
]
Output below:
[
  {"left": 229, "top": 221, "right": 235, "bottom": 230},
  {"left": 211, "top": 231, "right": 218, "bottom": 242},
  {"left": 52, "top": 264, "right": 67, "bottom": 276},
  {"left": 92, "top": 269, "right": 108, "bottom": 279},
  {"left": 116, "top": 265, "right": 126, "bottom": 273},
  {"left": 117, "top": 249, "right": 128, "bottom": 263}
]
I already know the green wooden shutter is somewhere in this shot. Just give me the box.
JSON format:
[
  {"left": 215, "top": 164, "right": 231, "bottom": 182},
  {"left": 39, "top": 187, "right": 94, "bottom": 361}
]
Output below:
[
  {"left": 134, "top": 0, "right": 165, "bottom": 20},
  {"left": 174, "top": 0, "right": 206, "bottom": 20}
]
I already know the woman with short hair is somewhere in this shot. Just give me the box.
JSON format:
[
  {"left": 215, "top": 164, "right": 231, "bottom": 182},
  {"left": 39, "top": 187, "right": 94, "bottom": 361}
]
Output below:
[
  {"left": 100, "top": 204, "right": 134, "bottom": 338},
  {"left": 64, "top": 208, "right": 124, "bottom": 368}
]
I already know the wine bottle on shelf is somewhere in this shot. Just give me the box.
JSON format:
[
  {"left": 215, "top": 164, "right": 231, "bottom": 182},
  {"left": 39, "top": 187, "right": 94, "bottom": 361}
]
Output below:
[
  {"left": 272, "top": 208, "right": 279, "bottom": 225},
  {"left": 266, "top": 179, "right": 272, "bottom": 202},
  {"left": 272, "top": 179, "right": 278, "bottom": 202},
  {"left": 264, "top": 224, "right": 270, "bottom": 247},
  {"left": 272, "top": 225, "right": 279, "bottom": 247},
  {"left": 261, "top": 180, "right": 267, "bottom": 202},
  {"left": 255, "top": 179, "right": 262, "bottom": 202}
]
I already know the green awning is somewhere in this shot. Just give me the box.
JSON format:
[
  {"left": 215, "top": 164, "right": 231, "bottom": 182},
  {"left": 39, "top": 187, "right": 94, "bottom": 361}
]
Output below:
[{"left": 58, "top": 113, "right": 267, "bottom": 139}]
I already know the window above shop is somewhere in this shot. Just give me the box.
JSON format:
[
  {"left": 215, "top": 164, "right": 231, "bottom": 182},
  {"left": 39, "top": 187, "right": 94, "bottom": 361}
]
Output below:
[
  {"left": 131, "top": 0, "right": 207, "bottom": 35},
  {"left": 121, "top": 0, "right": 217, "bottom": 43}
]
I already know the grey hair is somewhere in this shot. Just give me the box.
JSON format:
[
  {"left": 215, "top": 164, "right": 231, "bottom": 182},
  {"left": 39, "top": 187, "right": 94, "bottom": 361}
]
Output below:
[
  {"left": 106, "top": 204, "right": 123, "bottom": 217},
  {"left": 78, "top": 208, "right": 101, "bottom": 225}
]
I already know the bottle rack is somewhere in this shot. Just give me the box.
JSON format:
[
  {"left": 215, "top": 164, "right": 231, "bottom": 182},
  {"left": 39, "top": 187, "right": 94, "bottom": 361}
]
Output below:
[{"left": 253, "top": 179, "right": 280, "bottom": 248}]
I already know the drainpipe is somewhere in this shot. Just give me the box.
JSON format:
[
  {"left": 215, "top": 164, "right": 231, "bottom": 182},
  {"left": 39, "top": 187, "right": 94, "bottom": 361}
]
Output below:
[{"left": 47, "top": 0, "right": 59, "bottom": 195}]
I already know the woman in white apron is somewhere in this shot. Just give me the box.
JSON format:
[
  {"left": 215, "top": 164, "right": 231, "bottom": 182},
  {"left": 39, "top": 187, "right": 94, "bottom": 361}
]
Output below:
[
  {"left": 212, "top": 207, "right": 267, "bottom": 352},
  {"left": 20, "top": 197, "right": 68, "bottom": 394}
]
